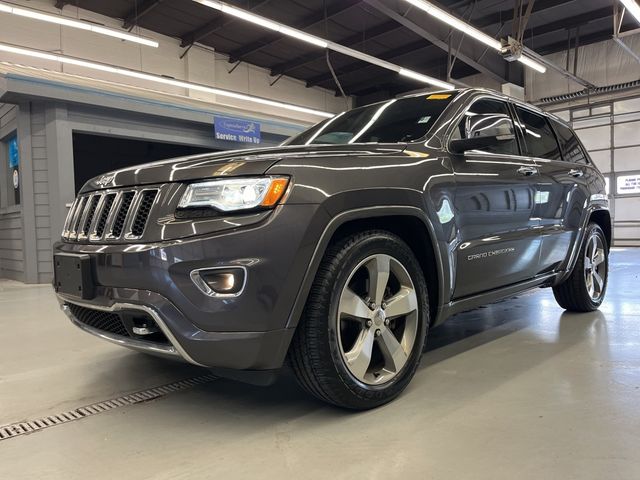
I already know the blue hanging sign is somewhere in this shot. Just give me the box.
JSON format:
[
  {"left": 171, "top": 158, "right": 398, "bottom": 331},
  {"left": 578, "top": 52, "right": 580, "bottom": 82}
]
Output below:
[
  {"left": 8, "top": 136, "right": 19, "bottom": 168},
  {"left": 214, "top": 115, "right": 261, "bottom": 144}
]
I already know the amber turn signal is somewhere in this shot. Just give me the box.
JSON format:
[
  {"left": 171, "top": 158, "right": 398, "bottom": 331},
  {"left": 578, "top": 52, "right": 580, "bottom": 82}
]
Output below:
[{"left": 261, "top": 177, "right": 289, "bottom": 207}]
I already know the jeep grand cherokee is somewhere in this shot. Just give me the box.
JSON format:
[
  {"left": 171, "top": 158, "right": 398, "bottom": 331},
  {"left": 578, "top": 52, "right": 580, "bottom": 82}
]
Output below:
[{"left": 53, "top": 88, "right": 610, "bottom": 409}]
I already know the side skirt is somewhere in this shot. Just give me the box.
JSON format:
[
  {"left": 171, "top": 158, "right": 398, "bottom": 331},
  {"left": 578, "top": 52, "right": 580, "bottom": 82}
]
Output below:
[{"left": 433, "top": 273, "right": 560, "bottom": 326}]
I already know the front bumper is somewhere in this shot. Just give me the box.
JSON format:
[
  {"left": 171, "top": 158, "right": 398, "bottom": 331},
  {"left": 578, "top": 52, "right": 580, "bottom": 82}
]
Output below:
[{"left": 54, "top": 203, "right": 328, "bottom": 371}]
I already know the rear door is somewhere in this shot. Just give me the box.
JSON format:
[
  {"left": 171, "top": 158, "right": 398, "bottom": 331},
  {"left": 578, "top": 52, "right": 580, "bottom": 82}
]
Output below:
[
  {"left": 513, "top": 106, "right": 592, "bottom": 274},
  {"left": 450, "top": 97, "right": 541, "bottom": 299}
]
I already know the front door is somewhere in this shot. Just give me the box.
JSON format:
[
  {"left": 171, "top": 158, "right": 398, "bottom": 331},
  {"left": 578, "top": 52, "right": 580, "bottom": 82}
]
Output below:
[{"left": 450, "top": 97, "right": 542, "bottom": 299}]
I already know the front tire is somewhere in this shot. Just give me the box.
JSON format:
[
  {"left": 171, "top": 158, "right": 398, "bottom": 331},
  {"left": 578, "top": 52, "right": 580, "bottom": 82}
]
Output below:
[
  {"left": 288, "top": 230, "right": 429, "bottom": 410},
  {"left": 553, "top": 222, "right": 608, "bottom": 312}
]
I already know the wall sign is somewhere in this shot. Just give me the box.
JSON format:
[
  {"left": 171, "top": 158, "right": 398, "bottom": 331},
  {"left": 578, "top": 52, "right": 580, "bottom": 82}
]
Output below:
[
  {"left": 8, "top": 135, "right": 19, "bottom": 169},
  {"left": 214, "top": 115, "right": 261, "bottom": 144},
  {"left": 7, "top": 135, "right": 20, "bottom": 204},
  {"left": 617, "top": 174, "right": 640, "bottom": 195}
]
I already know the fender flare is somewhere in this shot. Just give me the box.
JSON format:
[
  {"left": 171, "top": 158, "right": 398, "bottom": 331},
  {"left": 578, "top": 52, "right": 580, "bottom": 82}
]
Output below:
[
  {"left": 284, "top": 205, "right": 447, "bottom": 330},
  {"left": 556, "top": 202, "right": 611, "bottom": 285}
]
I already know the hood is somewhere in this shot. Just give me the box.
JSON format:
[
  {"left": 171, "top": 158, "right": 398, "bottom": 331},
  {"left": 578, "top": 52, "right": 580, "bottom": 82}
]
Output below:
[{"left": 80, "top": 144, "right": 407, "bottom": 192}]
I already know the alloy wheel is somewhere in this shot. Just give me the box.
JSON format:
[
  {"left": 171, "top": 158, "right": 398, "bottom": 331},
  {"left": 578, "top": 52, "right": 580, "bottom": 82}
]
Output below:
[
  {"left": 584, "top": 233, "right": 607, "bottom": 302},
  {"left": 337, "top": 254, "right": 419, "bottom": 385}
]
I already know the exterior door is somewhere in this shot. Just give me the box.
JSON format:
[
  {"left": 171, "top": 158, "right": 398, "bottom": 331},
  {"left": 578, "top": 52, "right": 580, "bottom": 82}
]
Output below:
[
  {"left": 513, "top": 107, "right": 593, "bottom": 274},
  {"left": 450, "top": 97, "right": 542, "bottom": 299}
]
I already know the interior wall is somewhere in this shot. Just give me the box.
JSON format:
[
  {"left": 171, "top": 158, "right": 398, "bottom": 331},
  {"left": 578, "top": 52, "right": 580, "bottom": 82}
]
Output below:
[
  {"left": 525, "top": 35, "right": 640, "bottom": 101},
  {"left": 0, "top": 0, "right": 349, "bottom": 124},
  {"left": 0, "top": 103, "right": 24, "bottom": 281},
  {"left": 547, "top": 95, "right": 640, "bottom": 246}
]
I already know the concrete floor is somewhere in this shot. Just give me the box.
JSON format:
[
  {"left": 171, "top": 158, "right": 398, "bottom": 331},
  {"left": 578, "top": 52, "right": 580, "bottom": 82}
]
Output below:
[{"left": 0, "top": 249, "right": 639, "bottom": 479}]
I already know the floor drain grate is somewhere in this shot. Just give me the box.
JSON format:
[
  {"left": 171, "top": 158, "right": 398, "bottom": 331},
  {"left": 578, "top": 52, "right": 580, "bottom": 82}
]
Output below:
[{"left": 0, "top": 374, "right": 217, "bottom": 442}]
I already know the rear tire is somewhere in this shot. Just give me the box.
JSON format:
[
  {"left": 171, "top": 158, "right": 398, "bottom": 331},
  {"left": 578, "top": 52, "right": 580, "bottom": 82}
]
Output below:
[
  {"left": 552, "top": 222, "right": 608, "bottom": 312},
  {"left": 288, "top": 230, "right": 429, "bottom": 410}
]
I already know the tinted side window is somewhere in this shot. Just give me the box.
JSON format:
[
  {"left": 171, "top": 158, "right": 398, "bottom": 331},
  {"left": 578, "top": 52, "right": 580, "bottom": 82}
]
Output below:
[
  {"left": 552, "top": 121, "right": 588, "bottom": 164},
  {"left": 515, "top": 107, "right": 562, "bottom": 160},
  {"left": 452, "top": 98, "right": 518, "bottom": 155}
]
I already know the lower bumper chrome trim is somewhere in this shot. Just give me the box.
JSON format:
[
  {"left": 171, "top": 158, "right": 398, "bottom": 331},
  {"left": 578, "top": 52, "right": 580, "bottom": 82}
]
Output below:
[{"left": 60, "top": 299, "right": 205, "bottom": 366}]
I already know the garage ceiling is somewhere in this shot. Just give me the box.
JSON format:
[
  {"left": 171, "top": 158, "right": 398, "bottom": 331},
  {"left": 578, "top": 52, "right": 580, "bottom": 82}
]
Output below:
[{"left": 57, "top": 0, "right": 635, "bottom": 102}]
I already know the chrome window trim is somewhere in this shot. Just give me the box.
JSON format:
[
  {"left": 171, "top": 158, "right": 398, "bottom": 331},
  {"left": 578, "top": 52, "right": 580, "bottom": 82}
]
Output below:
[
  {"left": 190, "top": 266, "right": 248, "bottom": 298},
  {"left": 443, "top": 93, "right": 525, "bottom": 159}
]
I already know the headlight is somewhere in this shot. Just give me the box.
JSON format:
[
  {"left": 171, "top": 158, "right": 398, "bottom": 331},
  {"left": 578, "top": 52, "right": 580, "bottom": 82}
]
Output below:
[{"left": 178, "top": 176, "right": 289, "bottom": 212}]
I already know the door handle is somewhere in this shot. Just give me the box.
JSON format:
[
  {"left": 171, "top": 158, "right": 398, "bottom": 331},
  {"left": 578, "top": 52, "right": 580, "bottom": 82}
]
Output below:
[
  {"left": 517, "top": 166, "right": 538, "bottom": 176},
  {"left": 568, "top": 168, "right": 584, "bottom": 178}
]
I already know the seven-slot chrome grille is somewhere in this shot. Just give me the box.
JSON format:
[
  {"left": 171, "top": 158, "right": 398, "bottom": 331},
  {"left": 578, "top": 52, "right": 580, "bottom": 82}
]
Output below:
[{"left": 62, "top": 188, "right": 159, "bottom": 242}]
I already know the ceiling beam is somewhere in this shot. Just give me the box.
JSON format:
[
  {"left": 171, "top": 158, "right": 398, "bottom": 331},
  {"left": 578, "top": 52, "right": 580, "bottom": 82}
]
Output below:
[
  {"left": 521, "top": 6, "right": 612, "bottom": 40},
  {"left": 363, "top": 0, "right": 519, "bottom": 85},
  {"left": 470, "top": 0, "right": 570, "bottom": 31},
  {"left": 344, "top": 57, "right": 477, "bottom": 97},
  {"left": 122, "top": 0, "right": 164, "bottom": 30},
  {"left": 270, "top": 20, "right": 403, "bottom": 76},
  {"left": 536, "top": 27, "right": 630, "bottom": 56},
  {"left": 181, "top": 0, "right": 271, "bottom": 48},
  {"left": 308, "top": 1, "right": 586, "bottom": 90},
  {"left": 227, "top": 0, "right": 360, "bottom": 63},
  {"left": 307, "top": 40, "right": 441, "bottom": 88}
]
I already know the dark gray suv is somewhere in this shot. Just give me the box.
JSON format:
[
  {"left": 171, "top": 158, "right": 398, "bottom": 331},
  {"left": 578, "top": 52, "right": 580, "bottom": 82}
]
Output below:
[{"left": 53, "top": 88, "right": 610, "bottom": 409}]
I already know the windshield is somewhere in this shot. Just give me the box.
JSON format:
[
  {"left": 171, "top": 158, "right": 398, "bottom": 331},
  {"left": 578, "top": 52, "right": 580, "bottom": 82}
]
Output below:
[{"left": 285, "top": 92, "right": 458, "bottom": 146}]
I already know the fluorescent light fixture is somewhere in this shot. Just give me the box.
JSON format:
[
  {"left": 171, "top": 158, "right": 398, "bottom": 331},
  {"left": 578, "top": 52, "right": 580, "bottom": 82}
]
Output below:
[
  {"left": 280, "top": 26, "right": 329, "bottom": 48},
  {"left": 193, "top": 0, "right": 454, "bottom": 89},
  {"left": 0, "top": 42, "right": 334, "bottom": 118},
  {"left": 403, "top": 0, "right": 501, "bottom": 50},
  {"left": 517, "top": 55, "right": 547, "bottom": 73},
  {"left": 399, "top": 68, "right": 444, "bottom": 84},
  {"left": 195, "top": 0, "right": 327, "bottom": 48},
  {"left": 620, "top": 0, "right": 640, "bottom": 24},
  {"left": 402, "top": 0, "right": 547, "bottom": 74},
  {"left": 0, "top": 1, "right": 158, "bottom": 47}
]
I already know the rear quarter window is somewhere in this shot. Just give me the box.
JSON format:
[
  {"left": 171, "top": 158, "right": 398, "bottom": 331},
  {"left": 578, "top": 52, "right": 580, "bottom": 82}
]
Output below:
[
  {"left": 552, "top": 120, "right": 589, "bottom": 164},
  {"left": 515, "top": 107, "right": 562, "bottom": 161}
]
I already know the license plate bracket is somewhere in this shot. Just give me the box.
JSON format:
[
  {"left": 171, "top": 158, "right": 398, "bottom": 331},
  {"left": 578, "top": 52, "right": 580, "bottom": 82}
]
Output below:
[{"left": 54, "top": 254, "right": 95, "bottom": 300}]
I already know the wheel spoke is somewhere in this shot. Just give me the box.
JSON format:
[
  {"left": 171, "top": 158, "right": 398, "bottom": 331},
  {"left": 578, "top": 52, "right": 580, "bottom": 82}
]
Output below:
[
  {"left": 366, "top": 255, "right": 390, "bottom": 305},
  {"left": 344, "top": 328, "right": 375, "bottom": 380},
  {"left": 339, "top": 288, "right": 371, "bottom": 320},
  {"left": 384, "top": 287, "right": 418, "bottom": 318},
  {"left": 590, "top": 235, "right": 597, "bottom": 259},
  {"left": 586, "top": 274, "right": 595, "bottom": 297},
  {"left": 593, "top": 248, "right": 605, "bottom": 267},
  {"left": 584, "top": 256, "right": 592, "bottom": 269},
  {"left": 593, "top": 271, "right": 604, "bottom": 292},
  {"left": 378, "top": 329, "right": 408, "bottom": 373}
]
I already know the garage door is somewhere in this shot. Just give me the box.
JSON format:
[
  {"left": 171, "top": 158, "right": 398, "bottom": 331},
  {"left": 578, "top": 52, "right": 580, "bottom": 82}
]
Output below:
[
  {"left": 551, "top": 95, "right": 640, "bottom": 247},
  {"left": 73, "top": 133, "right": 214, "bottom": 194}
]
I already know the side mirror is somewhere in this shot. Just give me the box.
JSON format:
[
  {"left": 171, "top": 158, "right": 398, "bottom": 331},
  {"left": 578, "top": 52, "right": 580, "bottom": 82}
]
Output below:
[
  {"left": 449, "top": 112, "right": 516, "bottom": 154},
  {"left": 450, "top": 133, "right": 516, "bottom": 154}
]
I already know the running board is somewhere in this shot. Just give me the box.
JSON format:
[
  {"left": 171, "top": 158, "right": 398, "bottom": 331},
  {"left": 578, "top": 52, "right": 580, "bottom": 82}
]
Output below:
[{"left": 434, "top": 273, "right": 558, "bottom": 326}]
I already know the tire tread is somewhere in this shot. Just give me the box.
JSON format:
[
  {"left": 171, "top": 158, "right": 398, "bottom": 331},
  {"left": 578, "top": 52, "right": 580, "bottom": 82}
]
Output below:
[
  {"left": 553, "top": 222, "right": 607, "bottom": 312},
  {"left": 288, "top": 230, "right": 428, "bottom": 409}
]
